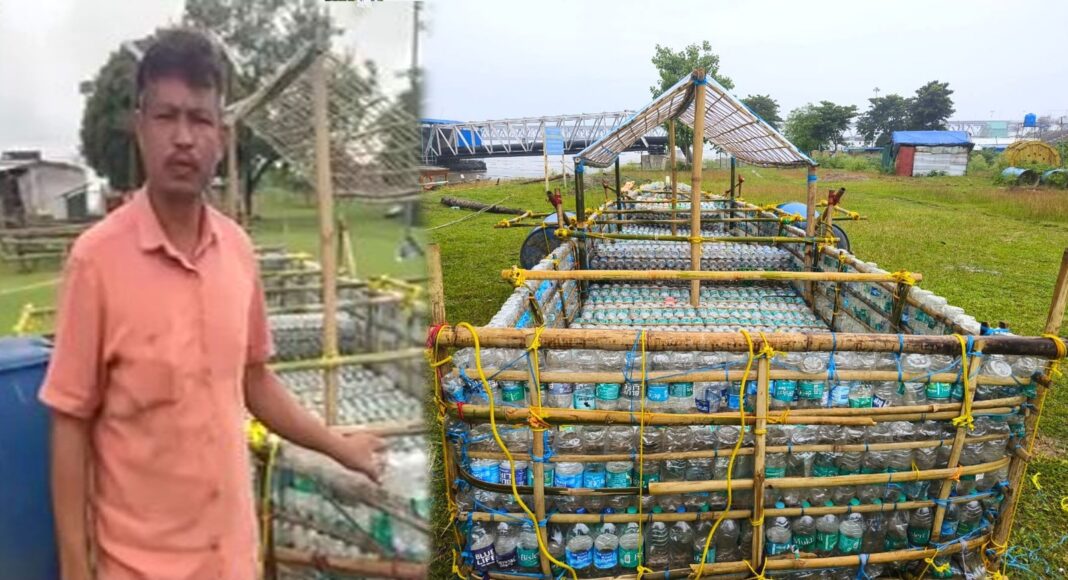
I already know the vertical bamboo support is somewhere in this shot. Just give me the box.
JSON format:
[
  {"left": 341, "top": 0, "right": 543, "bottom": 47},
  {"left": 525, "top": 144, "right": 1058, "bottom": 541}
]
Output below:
[
  {"left": 669, "top": 119, "right": 678, "bottom": 237},
  {"left": 525, "top": 344, "right": 553, "bottom": 579},
  {"left": 614, "top": 157, "right": 623, "bottom": 233},
  {"left": 890, "top": 282, "right": 910, "bottom": 333},
  {"left": 804, "top": 166, "right": 818, "bottom": 304},
  {"left": 312, "top": 53, "right": 340, "bottom": 425},
  {"left": 689, "top": 69, "right": 707, "bottom": 308},
  {"left": 729, "top": 156, "right": 737, "bottom": 234},
  {"left": 928, "top": 347, "right": 984, "bottom": 543},
  {"left": 992, "top": 248, "right": 1068, "bottom": 552},
  {"left": 427, "top": 244, "right": 446, "bottom": 326},
  {"left": 226, "top": 123, "right": 240, "bottom": 219},
  {"left": 751, "top": 356, "right": 770, "bottom": 567}
]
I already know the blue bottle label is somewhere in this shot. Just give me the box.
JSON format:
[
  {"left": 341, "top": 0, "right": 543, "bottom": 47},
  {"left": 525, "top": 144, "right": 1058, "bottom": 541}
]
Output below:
[
  {"left": 647, "top": 384, "right": 669, "bottom": 402},
  {"left": 555, "top": 471, "right": 583, "bottom": 489},
  {"left": 472, "top": 544, "right": 496, "bottom": 571},
  {"left": 594, "top": 549, "right": 618, "bottom": 569},
  {"left": 499, "top": 465, "right": 527, "bottom": 486},
  {"left": 583, "top": 469, "right": 607, "bottom": 489},
  {"left": 496, "top": 548, "right": 517, "bottom": 570},
  {"left": 607, "top": 470, "right": 632, "bottom": 488},
  {"left": 772, "top": 380, "right": 797, "bottom": 403},
  {"left": 565, "top": 548, "right": 592, "bottom": 569},
  {"left": 471, "top": 463, "right": 499, "bottom": 483}
]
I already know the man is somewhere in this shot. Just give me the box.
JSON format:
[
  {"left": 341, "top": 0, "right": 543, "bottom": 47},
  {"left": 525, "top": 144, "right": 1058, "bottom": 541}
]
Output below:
[{"left": 40, "top": 29, "right": 385, "bottom": 580}]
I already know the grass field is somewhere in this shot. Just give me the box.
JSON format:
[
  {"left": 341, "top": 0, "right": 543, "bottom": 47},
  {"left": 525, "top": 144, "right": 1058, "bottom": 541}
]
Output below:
[
  {"left": 0, "top": 184, "right": 425, "bottom": 334},
  {"left": 426, "top": 165, "right": 1068, "bottom": 576}
]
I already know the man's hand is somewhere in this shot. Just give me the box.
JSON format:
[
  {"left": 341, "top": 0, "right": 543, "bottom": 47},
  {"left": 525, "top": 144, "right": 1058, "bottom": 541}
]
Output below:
[{"left": 326, "top": 432, "right": 388, "bottom": 483}]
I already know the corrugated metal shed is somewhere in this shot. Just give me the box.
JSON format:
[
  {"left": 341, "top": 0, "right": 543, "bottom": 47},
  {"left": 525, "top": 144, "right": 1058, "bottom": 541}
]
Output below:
[
  {"left": 890, "top": 131, "right": 973, "bottom": 177},
  {"left": 911, "top": 146, "right": 970, "bottom": 176}
]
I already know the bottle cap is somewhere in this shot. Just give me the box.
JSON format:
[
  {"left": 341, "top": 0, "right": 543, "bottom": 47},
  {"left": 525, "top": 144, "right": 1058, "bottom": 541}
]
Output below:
[
  {"left": 775, "top": 501, "right": 786, "bottom": 509},
  {"left": 677, "top": 506, "right": 687, "bottom": 514},
  {"left": 699, "top": 503, "right": 711, "bottom": 513},
  {"left": 576, "top": 507, "right": 587, "bottom": 514},
  {"left": 626, "top": 506, "right": 637, "bottom": 514},
  {"left": 824, "top": 501, "right": 835, "bottom": 508},
  {"left": 802, "top": 501, "right": 812, "bottom": 508},
  {"left": 849, "top": 498, "right": 861, "bottom": 506},
  {"left": 652, "top": 506, "right": 663, "bottom": 514}
]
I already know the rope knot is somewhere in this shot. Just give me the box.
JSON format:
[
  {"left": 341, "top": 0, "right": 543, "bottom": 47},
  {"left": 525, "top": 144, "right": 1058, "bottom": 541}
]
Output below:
[
  {"left": 891, "top": 270, "right": 917, "bottom": 286},
  {"left": 554, "top": 227, "right": 571, "bottom": 240},
  {"left": 508, "top": 266, "right": 527, "bottom": 288}
]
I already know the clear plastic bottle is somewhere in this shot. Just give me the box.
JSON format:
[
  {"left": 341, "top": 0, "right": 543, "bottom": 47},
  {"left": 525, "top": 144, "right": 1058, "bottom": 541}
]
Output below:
[
  {"left": 770, "top": 379, "right": 798, "bottom": 410},
  {"left": 765, "top": 516, "right": 793, "bottom": 556},
  {"left": 593, "top": 513, "right": 619, "bottom": 576},
  {"left": 940, "top": 502, "right": 960, "bottom": 541},
  {"left": 564, "top": 517, "right": 594, "bottom": 576},
  {"left": 884, "top": 510, "right": 909, "bottom": 551},
  {"left": 907, "top": 507, "right": 933, "bottom": 547},
  {"left": 956, "top": 500, "right": 983, "bottom": 537},
  {"left": 848, "top": 382, "right": 873, "bottom": 408},
  {"left": 470, "top": 521, "right": 497, "bottom": 572},
  {"left": 861, "top": 509, "right": 886, "bottom": 554},
  {"left": 573, "top": 383, "right": 596, "bottom": 411},
  {"left": 792, "top": 514, "right": 817, "bottom": 554},
  {"left": 595, "top": 382, "right": 621, "bottom": 411},
  {"left": 517, "top": 521, "right": 541, "bottom": 571},
  {"left": 646, "top": 383, "right": 670, "bottom": 414},
  {"left": 815, "top": 509, "right": 840, "bottom": 556},
  {"left": 644, "top": 507, "right": 671, "bottom": 570},
  {"left": 668, "top": 381, "right": 696, "bottom": 414},
  {"left": 554, "top": 460, "right": 584, "bottom": 490},
  {"left": 669, "top": 507, "right": 695, "bottom": 568},
  {"left": 546, "top": 382, "right": 574, "bottom": 409},
  {"left": 618, "top": 508, "right": 642, "bottom": 572},
  {"left": 500, "top": 381, "right": 527, "bottom": 408},
  {"left": 872, "top": 381, "right": 900, "bottom": 408},
  {"left": 696, "top": 381, "right": 724, "bottom": 413},
  {"left": 714, "top": 519, "right": 741, "bottom": 562},
  {"left": 837, "top": 513, "right": 865, "bottom": 555},
  {"left": 692, "top": 504, "right": 716, "bottom": 565},
  {"left": 494, "top": 522, "right": 520, "bottom": 572}
]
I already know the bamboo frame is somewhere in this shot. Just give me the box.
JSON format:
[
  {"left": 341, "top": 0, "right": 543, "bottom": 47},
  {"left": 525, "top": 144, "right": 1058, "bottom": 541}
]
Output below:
[
  {"left": 501, "top": 269, "right": 922, "bottom": 284},
  {"left": 690, "top": 68, "right": 707, "bottom": 307},
  {"left": 669, "top": 118, "right": 678, "bottom": 236},
  {"left": 274, "top": 548, "right": 426, "bottom": 579},
  {"left": 561, "top": 230, "right": 834, "bottom": 245}
]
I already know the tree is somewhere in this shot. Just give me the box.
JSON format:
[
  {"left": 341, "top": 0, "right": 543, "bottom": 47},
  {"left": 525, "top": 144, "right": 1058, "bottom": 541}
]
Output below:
[
  {"left": 856, "top": 94, "right": 911, "bottom": 146},
  {"left": 740, "top": 94, "right": 782, "bottom": 130},
  {"left": 909, "top": 81, "right": 955, "bottom": 130},
  {"left": 785, "top": 101, "right": 858, "bottom": 153},
  {"left": 649, "top": 41, "right": 733, "bottom": 164},
  {"left": 79, "top": 0, "right": 347, "bottom": 211}
]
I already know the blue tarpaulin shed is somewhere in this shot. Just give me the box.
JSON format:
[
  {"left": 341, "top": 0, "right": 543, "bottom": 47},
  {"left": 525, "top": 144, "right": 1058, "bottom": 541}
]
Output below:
[{"left": 891, "top": 131, "right": 972, "bottom": 146}]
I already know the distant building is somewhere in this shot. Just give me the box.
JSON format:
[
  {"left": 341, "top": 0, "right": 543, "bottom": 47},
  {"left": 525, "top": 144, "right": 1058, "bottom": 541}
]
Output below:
[
  {"left": 0, "top": 151, "right": 92, "bottom": 226},
  {"left": 889, "top": 131, "right": 974, "bottom": 177}
]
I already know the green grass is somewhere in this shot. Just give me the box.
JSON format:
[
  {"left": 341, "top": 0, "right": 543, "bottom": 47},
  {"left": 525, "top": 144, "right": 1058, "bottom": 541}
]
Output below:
[
  {"left": 425, "top": 165, "right": 1068, "bottom": 576},
  {"left": 0, "top": 184, "right": 425, "bottom": 335}
]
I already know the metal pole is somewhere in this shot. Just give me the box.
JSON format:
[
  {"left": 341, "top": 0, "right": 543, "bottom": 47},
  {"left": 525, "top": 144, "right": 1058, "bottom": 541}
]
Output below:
[
  {"left": 613, "top": 157, "right": 622, "bottom": 233},
  {"left": 312, "top": 53, "right": 340, "bottom": 426},
  {"left": 689, "top": 69, "right": 707, "bottom": 307}
]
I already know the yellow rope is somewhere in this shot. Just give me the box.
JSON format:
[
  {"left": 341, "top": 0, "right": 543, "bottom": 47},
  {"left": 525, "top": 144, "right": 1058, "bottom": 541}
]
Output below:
[
  {"left": 743, "top": 558, "right": 768, "bottom": 580},
  {"left": 694, "top": 329, "right": 757, "bottom": 580},
  {"left": 951, "top": 335, "right": 976, "bottom": 431},
  {"left": 922, "top": 556, "right": 952, "bottom": 576},
  {"left": 457, "top": 322, "right": 577, "bottom": 580},
  {"left": 507, "top": 266, "right": 527, "bottom": 288},
  {"left": 554, "top": 227, "right": 571, "bottom": 240},
  {"left": 526, "top": 326, "right": 551, "bottom": 433},
  {"left": 1030, "top": 472, "right": 1043, "bottom": 490},
  {"left": 1042, "top": 333, "right": 1066, "bottom": 378},
  {"left": 891, "top": 270, "right": 917, "bottom": 286},
  {"left": 430, "top": 328, "right": 470, "bottom": 579}
]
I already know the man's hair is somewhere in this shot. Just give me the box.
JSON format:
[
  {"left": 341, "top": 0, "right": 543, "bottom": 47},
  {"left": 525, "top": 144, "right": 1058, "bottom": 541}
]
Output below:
[{"left": 136, "top": 28, "right": 226, "bottom": 105}]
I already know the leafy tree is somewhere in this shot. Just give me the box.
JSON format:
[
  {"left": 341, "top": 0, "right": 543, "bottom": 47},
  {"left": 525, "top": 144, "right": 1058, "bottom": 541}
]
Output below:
[
  {"left": 649, "top": 41, "right": 733, "bottom": 164},
  {"left": 785, "top": 101, "right": 858, "bottom": 153},
  {"left": 908, "top": 80, "right": 955, "bottom": 130},
  {"left": 856, "top": 94, "right": 911, "bottom": 146},
  {"left": 740, "top": 94, "right": 782, "bottom": 130},
  {"left": 80, "top": 46, "right": 142, "bottom": 190}
]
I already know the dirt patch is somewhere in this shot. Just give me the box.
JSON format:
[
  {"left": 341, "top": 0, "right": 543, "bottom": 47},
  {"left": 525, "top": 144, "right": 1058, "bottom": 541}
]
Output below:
[{"left": 1032, "top": 434, "right": 1066, "bottom": 459}]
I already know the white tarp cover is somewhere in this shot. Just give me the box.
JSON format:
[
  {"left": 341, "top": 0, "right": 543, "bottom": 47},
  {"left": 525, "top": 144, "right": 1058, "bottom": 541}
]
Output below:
[{"left": 576, "top": 73, "right": 816, "bottom": 168}]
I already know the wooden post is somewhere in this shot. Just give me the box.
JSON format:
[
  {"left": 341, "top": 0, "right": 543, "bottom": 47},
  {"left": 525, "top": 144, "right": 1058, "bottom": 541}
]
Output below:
[
  {"left": 312, "top": 53, "right": 340, "bottom": 425},
  {"left": 226, "top": 123, "right": 240, "bottom": 219},
  {"left": 575, "top": 159, "right": 588, "bottom": 297},
  {"left": 991, "top": 248, "right": 1068, "bottom": 554},
  {"left": 669, "top": 119, "right": 678, "bottom": 237},
  {"left": 614, "top": 157, "right": 623, "bottom": 233},
  {"left": 729, "top": 156, "right": 737, "bottom": 234},
  {"left": 543, "top": 128, "right": 549, "bottom": 196},
  {"left": 427, "top": 244, "right": 446, "bottom": 326},
  {"left": 803, "top": 166, "right": 818, "bottom": 303},
  {"left": 689, "top": 69, "right": 707, "bottom": 307},
  {"left": 751, "top": 356, "right": 770, "bottom": 567}
]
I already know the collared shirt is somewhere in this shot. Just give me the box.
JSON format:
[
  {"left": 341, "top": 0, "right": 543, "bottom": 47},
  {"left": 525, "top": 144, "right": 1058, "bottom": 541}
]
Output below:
[{"left": 40, "top": 189, "right": 272, "bottom": 580}]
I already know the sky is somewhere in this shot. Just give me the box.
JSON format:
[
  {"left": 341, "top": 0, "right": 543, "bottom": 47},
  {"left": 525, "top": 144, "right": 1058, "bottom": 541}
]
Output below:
[
  {"left": 0, "top": 0, "right": 417, "bottom": 162},
  {"left": 423, "top": 0, "right": 1068, "bottom": 124}
]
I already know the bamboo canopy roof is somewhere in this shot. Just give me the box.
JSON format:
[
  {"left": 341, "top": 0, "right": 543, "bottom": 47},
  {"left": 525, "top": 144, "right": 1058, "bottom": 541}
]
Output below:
[{"left": 576, "top": 72, "right": 816, "bottom": 169}]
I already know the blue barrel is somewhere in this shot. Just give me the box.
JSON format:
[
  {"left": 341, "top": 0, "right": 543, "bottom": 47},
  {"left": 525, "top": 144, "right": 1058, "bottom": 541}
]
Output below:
[
  {"left": 775, "top": 202, "right": 851, "bottom": 252},
  {"left": 0, "top": 337, "right": 57, "bottom": 579}
]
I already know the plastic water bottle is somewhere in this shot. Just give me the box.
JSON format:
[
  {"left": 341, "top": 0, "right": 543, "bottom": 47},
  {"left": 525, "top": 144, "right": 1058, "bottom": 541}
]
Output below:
[
  {"left": 714, "top": 519, "right": 741, "bottom": 563},
  {"left": 837, "top": 513, "right": 865, "bottom": 555},
  {"left": 873, "top": 381, "right": 899, "bottom": 408},
  {"left": 500, "top": 381, "right": 528, "bottom": 408},
  {"left": 862, "top": 509, "right": 886, "bottom": 554},
  {"left": 765, "top": 516, "right": 793, "bottom": 556},
  {"left": 547, "top": 383, "right": 574, "bottom": 408},
  {"left": 670, "top": 507, "right": 695, "bottom": 568},
  {"left": 555, "top": 460, "right": 584, "bottom": 490},
  {"left": 940, "top": 502, "right": 960, "bottom": 540},
  {"left": 565, "top": 517, "right": 594, "bottom": 576},
  {"left": 618, "top": 508, "right": 642, "bottom": 572},
  {"left": 770, "top": 379, "right": 798, "bottom": 410},
  {"left": 470, "top": 521, "right": 497, "bottom": 572},
  {"left": 695, "top": 381, "right": 724, "bottom": 413},
  {"left": 574, "top": 383, "right": 596, "bottom": 411},
  {"left": 595, "top": 382, "right": 621, "bottom": 411},
  {"left": 815, "top": 509, "right": 840, "bottom": 556},
  {"left": 884, "top": 510, "right": 909, "bottom": 551},
  {"left": 494, "top": 522, "right": 520, "bottom": 571},
  {"left": 593, "top": 514, "right": 620, "bottom": 576},
  {"left": 957, "top": 500, "right": 983, "bottom": 537},
  {"left": 907, "top": 507, "right": 933, "bottom": 547},
  {"left": 517, "top": 521, "right": 541, "bottom": 571},
  {"left": 645, "top": 507, "right": 671, "bottom": 570},
  {"left": 848, "top": 382, "right": 873, "bottom": 408},
  {"left": 646, "top": 382, "right": 670, "bottom": 414},
  {"left": 692, "top": 504, "right": 715, "bottom": 565},
  {"left": 792, "top": 514, "right": 817, "bottom": 554}
]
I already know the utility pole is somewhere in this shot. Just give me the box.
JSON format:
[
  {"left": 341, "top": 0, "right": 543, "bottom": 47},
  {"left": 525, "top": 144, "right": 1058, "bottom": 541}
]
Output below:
[{"left": 410, "top": 1, "right": 421, "bottom": 90}]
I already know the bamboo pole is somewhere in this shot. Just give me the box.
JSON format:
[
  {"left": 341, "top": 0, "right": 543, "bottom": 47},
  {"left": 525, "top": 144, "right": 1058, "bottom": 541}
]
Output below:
[
  {"left": 466, "top": 434, "right": 1008, "bottom": 463},
  {"left": 312, "top": 52, "right": 340, "bottom": 425},
  {"left": 434, "top": 326, "right": 1067, "bottom": 358},
  {"left": 594, "top": 217, "right": 824, "bottom": 226},
  {"left": 992, "top": 248, "right": 1068, "bottom": 554},
  {"left": 803, "top": 166, "right": 818, "bottom": 304},
  {"left": 268, "top": 348, "right": 424, "bottom": 372},
  {"left": 614, "top": 157, "right": 623, "bottom": 234},
  {"left": 427, "top": 244, "right": 446, "bottom": 326},
  {"left": 500, "top": 269, "right": 922, "bottom": 284},
  {"left": 690, "top": 68, "right": 707, "bottom": 307},
  {"left": 466, "top": 367, "right": 1031, "bottom": 387},
  {"left": 274, "top": 548, "right": 427, "bottom": 578},
  {"left": 751, "top": 357, "right": 769, "bottom": 567},
  {"left": 225, "top": 123, "right": 240, "bottom": 219},
  {"left": 561, "top": 231, "right": 832, "bottom": 245},
  {"left": 669, "top": 118, "right": 678, "bottom": 236}
]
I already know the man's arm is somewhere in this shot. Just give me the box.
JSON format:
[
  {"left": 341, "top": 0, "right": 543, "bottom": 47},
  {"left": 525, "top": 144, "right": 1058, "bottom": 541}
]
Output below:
[
  {"left": 50, "top": 412, "right": 93, "bottom": 580},
  {"left": 244, "top": 363, "right": 386, "bottom": 482}
]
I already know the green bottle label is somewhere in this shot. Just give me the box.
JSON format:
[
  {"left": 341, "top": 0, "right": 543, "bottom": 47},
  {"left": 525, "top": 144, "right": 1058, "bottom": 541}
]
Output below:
[
  {"left": 518, "top": 546, "right": 539, "bottom": 568},
  {"left": 838, "top": 534, "right": 862, "bottom": 554},
  {"left": 502, "top": 383, "right": 526, "bottom": 402},
  {"left": 607, "top": 470, "right": 632, "bottom": 488},
  {"left": 908, "top": 527, "right": 931, "bottom": 546},
  {"left": 814, "top": 464, "right": 839, "bottom": 477},
  {"left": 641, "top": 471, "right": 660, "bottom": 485},
  {"left": 620, "top": 547, "right": 641, "bottom": 568},
  {"left": 670, "top": 382, "right": 694, "bottom": 397},
  {"left": 794, "top": 533, "right": 816, "bottom": 552},
  {"left": 849, "top": 396, "right": 873, "bottom": 408},
  {"left": 885, "top": 534, "right": 908, "bottom": 550},
  {"left": 817, "top": 531, "right": 839, "bottom": 552},
  {"left": 693, "top": 545, "right": 716, "bottom": 564},
  {"left": 926, "top": 382, "right": 952, "bottom": 400},
  {"left": 596, "top": 383, "right": 620, "bottom": 401},
  {"left": 765, "top": 466, "right": 786, "bottom": 478},
  {"left": 799, "top": 380, "right": 825, "bottom": 400}
]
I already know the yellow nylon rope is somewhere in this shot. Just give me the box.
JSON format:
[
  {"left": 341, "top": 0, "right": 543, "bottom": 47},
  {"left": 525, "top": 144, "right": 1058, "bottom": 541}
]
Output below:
[{"left": 951, "top": 334, "right": 975, "bottom": 431}]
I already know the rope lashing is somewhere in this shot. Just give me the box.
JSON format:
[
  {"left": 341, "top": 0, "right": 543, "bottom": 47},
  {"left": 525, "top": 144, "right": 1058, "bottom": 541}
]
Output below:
[
  {"left": 1042, "top": 334, "right": 1066, "bottom": 378},
  {"left": 952, "top": 334, "right": 976, "bottom": 431},
  {"left": 507, "top": 266, "right": 527, "bottom": 288},
  {"left": 554, "top": 227, "right": 571, "bottom": 240},
  {"left": 891, "top": 270, "right": 918, "bottom": 286}
]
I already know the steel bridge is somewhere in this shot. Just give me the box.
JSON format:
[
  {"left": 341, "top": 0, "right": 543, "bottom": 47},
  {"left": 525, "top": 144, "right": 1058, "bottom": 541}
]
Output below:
[{"left": 421, "top": 111, "right": 669, "bottom": 164}]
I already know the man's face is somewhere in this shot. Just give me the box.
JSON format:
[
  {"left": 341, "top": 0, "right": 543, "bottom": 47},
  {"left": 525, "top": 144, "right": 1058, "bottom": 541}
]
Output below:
[{"left": 135, "top": 77, "right": 225, "bottom": 202}]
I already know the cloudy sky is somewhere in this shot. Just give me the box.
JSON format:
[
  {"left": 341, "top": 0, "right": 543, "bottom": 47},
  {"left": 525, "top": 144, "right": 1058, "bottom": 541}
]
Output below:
[
  {"left": 0, "top": 0, "right": 417, "bottom": 162},
  {"left": 423, "top": 0, "right": 1068, "bottom": 124}
]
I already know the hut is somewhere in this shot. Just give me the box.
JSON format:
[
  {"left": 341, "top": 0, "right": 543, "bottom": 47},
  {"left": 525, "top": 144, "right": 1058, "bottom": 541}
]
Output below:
[
  {"left": 889, "top": 131, "right": 973, "bottom": 176},
  {"left": 0, "top": 151, "right": 89, "bottom": 226}
]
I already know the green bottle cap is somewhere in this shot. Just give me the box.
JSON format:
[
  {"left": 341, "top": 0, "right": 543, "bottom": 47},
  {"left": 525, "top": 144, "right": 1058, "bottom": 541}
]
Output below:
[
  {"left": 849, "top": 498, "right": 861, "bottom": 507},
  {"left": 824, "top": 501, "right": 835, "bottom": 508}
]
